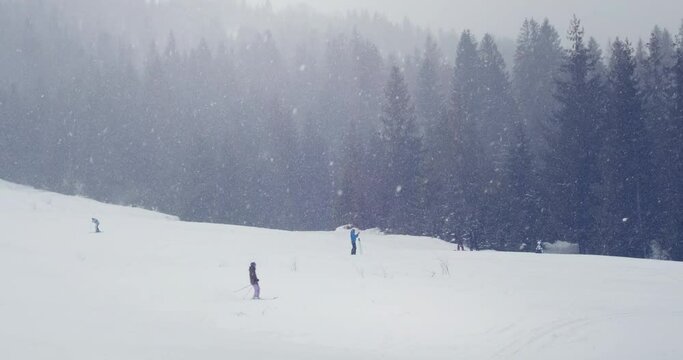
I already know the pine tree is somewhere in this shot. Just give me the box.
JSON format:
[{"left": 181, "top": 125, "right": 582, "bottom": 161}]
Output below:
[
  {"left": 477, "top": 33, "right": 521, "bottom": 249},
  {"left": 587, "top": 37, "right": 608, "bottom": 81},
  {"left": 478, "top": 34, "right": 516, "bottom": 158},
  {"left": 640, "top": 26, "right": 678, "bottom": 257},
  {"left": 266, "top": 99, "right": 301, "bottom": 229},
  {"left": 513, "top": 18, "right": 540, "bottom": 85},
  {"left": 298, "top": 115, "right": 334, "bottom": 230},
  {"left": 336, "top": 118, "right": 366, "bottom": 227},
  {"left": 138, "top": 41, "right": 172, "bottom": 209},
  {"left": 600, "top": 39, "right": 655, "bottom": 258},
  {"left": 513, "top": 18, "right": 563, "bottom": 159},
  {"left": 670, "top": 25, "right": 683, "bottom": 260},
  {"left": 500, "top": 118, "right": 542, "bottom": 251},
  {"left": 447, "top": 30, "right": 489, "bottom": 249},
  {"left": 417, "top": 35, "right": 448, "bottom": 237},
  {"left": 416, "top": 35, "right": 444, "bottom": 136},
  {"left": 510, "top": 18, "right": 564, "bottom": 250},
  {"left": 379, "top": 66, "right": 423, "bottom": 233},
  {"left": 319, "top": 34, "right": 354, "bottom": 153},
  {"left": 328, "top": 33, "right": 387, "bottom": 230},
  {"left": 351, "top": 31, "right": 385, "bottom": 134},
  {"left": 546, "top": 17, "right": 605, "bottom": 254},
  {"left": 635, "top": 39, "right": 648, "bottom": 84}
]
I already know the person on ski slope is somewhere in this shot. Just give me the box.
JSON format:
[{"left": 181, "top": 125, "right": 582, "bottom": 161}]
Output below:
[
  {"left": 91, "top": 218, "right": 101, "bottom": 233},
  {"left": 350, "top": 228, "right": 360, "bottom": 255},
  {"left": 249, "top": 262, "right": 260, "bottom": 299},
  {"left": 456, "top": 237, "right": 465, "bottom": 251}
]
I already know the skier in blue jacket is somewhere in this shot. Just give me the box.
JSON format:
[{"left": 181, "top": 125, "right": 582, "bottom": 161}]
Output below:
[{"left": 350, "top": 228, "right": 360, "bottom": 255}]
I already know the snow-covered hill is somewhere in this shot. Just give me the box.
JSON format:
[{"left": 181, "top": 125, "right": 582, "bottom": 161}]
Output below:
[{"left": 1, "top": 179, "right": 682, "bottom": 360}]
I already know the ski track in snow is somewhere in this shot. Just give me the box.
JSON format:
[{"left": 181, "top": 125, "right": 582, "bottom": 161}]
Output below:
[{"left": 1, "top": 179, "right": 683, "bottom": 360}]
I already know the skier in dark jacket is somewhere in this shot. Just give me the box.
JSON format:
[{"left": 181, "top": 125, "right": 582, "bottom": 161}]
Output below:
[
  {"left": 350, "top": 228, "right": 360, "bottom": 255},
  {"left": 91, "top": 218, "right": 101, "bottom": 233},
  {"left": 456, "top": 239, "right": 465, "bottom": 251},
  {"left": 249, "top": 262, "right": 260, "bottom": 299}
]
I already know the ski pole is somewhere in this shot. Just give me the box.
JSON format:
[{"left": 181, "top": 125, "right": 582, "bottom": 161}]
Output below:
[{"left": 233, "top": 284, "right": 251, "bottom": 293}]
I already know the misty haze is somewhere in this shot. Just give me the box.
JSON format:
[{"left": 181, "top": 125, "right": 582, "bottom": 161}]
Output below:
[
  {"left": 254, "top": 0, "right": 682, "bottom": 42},
  {"left": 1, "top": 0, "right": 683, "bottom": 359}
]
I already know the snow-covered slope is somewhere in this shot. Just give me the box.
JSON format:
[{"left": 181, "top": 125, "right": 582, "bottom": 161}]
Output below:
[{"left": 1, "top": 179, "right": 682, "bottom": 360}]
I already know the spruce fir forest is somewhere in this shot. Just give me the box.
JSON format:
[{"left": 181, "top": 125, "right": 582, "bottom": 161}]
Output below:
[{"left": 1, "top": 0, "right": 682, "bottom": 261}]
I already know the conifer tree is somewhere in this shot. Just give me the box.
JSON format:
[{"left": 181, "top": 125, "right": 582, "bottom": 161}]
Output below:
[
  {"left": 513, "top": 18, "right": 563, "bottom": 158},
  {"left": 336, "top": 119, "right": 366, "bottom": 227},
  {"left": 416, "top": 35, "right": 447, "bottom": 236},
  {"left": 477, "top": 34, "right": 516, "bottom": 158},
  {"left": 298, "top": 115, "right": 334, "bottom": 230},
  {"left": 587, "top": 37, "right": 608, "bottom": 81},
  {"left": 379, "top": 66, "right": 423, "bottom": 233},
  {"left": 416, "top": 35, "right": 444, "bottom": 136},
  {"left": 500, "top": 118, "right": 541, "bottom": 251},
  {"left": 477, "top": 33, "right": 521, "bottom": 249},
  {"left": 351, "top": 31, "right": 385, "bottom": 134},
  {"left": 547, "top": 17, "right": 605, "bottom": 254},
  {"left": 640, "top": 26, "right": 678, "bottom": 257},
  {"left": 447, "top": 30, "right": 489, "bottom": 248},
  {"left": 670, "top": 25, "right": 683, "bottom": 260},
  {"left": 601, "top": 39, "right": 655, "bottom": 258}
]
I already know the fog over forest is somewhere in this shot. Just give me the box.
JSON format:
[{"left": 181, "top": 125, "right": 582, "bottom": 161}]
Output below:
[
  {"left": 254, "top": 0, "right": 683, "bottom": 43},
  {"left": 1, "top": 0, "right": 682, "bottom": 261}
]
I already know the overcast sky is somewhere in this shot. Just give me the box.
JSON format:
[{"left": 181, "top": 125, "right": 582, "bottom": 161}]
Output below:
[{"left": 251, "top": 0, "right": 682, "bottom": 42}]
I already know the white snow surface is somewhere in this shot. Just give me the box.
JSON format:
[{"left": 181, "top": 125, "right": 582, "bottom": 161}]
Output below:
[{"left": 1, "top": 179, "right": 683, "bottom": 360}]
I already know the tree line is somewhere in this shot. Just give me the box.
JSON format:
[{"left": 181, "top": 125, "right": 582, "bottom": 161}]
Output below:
[{"left": 1, "top": 1, "right": 682, "bottom": 260}]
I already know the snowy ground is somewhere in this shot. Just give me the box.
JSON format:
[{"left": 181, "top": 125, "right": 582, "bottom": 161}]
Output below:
[{"left": 1, "top": 179, "right": 683, "bottom": 360}]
